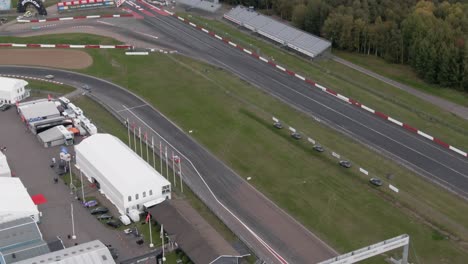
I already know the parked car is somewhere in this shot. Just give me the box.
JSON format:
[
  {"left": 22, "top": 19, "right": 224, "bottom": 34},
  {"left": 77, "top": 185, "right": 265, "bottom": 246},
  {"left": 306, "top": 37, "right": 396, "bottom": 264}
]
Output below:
[
  {"left": 291, "top": 132, "right": 301, "bottom": 140},
  {"left": 339, "top": 160, "right": 352, "bottom": 168},
  {"left": 90, "top": 207, "right": 109, "bottom": 215},
  {"left": 83, "top": 200, "right": 98, "bottom": 208},
  {"left": 97, "top": 214, "right": 113, "bottom": 220},
  {"left": 106, "top": 220, "right": 121, "bottom": 228},
  {"left": 369, "top": 178, "right": 383, "bottom": 187},
  {"left": 313, "top": 145, "right": 325, "bottom": 152},
  {"left": 45, "top": 75, "right": 54, "bottom": 79},
  {"left": 0, "top": 104, "right": 11, "bottom": 111},
  {"left": 82, "top": 84, "right": 91, "bottom": 91},
  {"left": 273, "top": 122, "right": 283, "bottom": 129}
]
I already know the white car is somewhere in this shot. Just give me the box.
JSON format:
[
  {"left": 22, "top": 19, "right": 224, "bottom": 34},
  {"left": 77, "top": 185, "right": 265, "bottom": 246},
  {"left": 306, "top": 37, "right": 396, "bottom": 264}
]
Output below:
[{"left": 45, "top": 75, "right": 55, "bottom": 79}]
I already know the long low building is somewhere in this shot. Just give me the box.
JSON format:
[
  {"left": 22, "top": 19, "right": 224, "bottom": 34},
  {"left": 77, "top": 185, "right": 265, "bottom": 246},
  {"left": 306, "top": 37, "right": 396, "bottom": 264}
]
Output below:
[
  {"left": 75, "top": 134, "right": 171, "bottom": 215},
  {"left": 224, "top": 5, "right": 331, "bottom": 58}
]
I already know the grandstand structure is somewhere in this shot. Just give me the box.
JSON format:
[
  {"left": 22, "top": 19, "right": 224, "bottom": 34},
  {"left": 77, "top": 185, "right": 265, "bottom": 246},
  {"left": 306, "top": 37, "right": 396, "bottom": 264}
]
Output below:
[{"left": 224, "top": 6, "right": 331, "bottom": 59}]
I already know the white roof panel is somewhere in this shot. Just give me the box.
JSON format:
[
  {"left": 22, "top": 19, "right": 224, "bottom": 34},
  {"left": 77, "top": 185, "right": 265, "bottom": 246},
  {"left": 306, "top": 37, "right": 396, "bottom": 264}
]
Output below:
[
  {"left": 0, "top": 178, "right": 39, "bottom": 224},
  {"left": 75, "top": 134, "right": 170, "bottom": 196},
  {"left": 0, "top": 77, "right": 28, "bottom": 92}
]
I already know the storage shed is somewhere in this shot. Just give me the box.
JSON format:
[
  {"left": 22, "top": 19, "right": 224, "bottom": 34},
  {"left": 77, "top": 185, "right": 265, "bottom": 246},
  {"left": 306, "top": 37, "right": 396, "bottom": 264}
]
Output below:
[
  {"left": 75, "top": 134, "right": 171, "bottom": 215},
  {"left": 0, "top": 77, "right": 29, "bottom": 105},
  {"left": 0, "top": 178, "right": 40, "bottom": 224},
  {"left": 37, "top": 125, "right": 74, "bottom": 148}
]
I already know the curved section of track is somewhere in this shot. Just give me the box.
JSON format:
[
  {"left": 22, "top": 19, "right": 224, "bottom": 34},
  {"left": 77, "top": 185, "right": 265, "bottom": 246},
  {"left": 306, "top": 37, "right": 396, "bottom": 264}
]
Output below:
[{"left": 0, "top": 66, "right": 336, "bottom": 263}]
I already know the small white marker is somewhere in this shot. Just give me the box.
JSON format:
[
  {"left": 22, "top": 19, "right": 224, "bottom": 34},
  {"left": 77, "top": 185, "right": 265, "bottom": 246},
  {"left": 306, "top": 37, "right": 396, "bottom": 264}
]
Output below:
[
  {"left": 189, "top": 130, "right": 193, "bottom": 133},
  {"left": 247, "top": 177, "right": 252, "bottom": 181}
]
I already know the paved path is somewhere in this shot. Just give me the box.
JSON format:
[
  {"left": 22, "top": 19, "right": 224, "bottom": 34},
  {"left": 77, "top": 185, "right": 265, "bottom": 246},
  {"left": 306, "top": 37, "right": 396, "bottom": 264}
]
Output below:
[{"left": 332, "top": 56, "right": 468, "bottom": 120}]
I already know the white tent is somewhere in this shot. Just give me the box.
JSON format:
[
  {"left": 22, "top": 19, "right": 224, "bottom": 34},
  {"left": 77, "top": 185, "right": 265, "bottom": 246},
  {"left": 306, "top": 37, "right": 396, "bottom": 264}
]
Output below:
[
  {"left": 0, "top": 77, "right": 28, "bottom": 104},
  {"left": 0, "top": 178, "right": 40, "bottom": 224},
  {"left": 75, "top": 134, "right": 171, "bottom": 215},
  {"left": 0, "top": 152, "right": 11, "bottom": 177}
]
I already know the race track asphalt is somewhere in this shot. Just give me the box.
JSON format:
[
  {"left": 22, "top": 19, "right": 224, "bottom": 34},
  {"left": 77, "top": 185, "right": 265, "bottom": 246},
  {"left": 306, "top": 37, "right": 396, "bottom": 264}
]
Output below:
[
  {"left": 125, "top": 5, "right": 468, "bottom": 199},
  {"left": 0, "top": 66, "right": 337, "bottom": 264}
]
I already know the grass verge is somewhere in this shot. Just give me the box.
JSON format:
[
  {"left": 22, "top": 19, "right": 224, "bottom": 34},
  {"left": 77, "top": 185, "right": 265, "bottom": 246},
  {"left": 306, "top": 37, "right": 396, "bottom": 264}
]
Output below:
[
  {"left": 27, "top": 80, "right": 75, "bottom": 95},
  {"left": 176, "top": 13, "right": 468, "bottom": 148},
  {"left": 333, "top": 50, "right": 468, "bottom": 107},
  {"left": 16, "top": 34, "right": 468, "bottom": 263}
]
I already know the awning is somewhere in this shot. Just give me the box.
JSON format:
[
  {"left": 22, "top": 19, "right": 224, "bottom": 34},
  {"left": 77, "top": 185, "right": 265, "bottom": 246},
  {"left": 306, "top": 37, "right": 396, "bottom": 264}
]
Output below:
[
  {"left": 143, "top": 198, "right": 165, "bottom": 209},
  {"left": 31, "top": 194, "right": 47, "bottom": 205}
]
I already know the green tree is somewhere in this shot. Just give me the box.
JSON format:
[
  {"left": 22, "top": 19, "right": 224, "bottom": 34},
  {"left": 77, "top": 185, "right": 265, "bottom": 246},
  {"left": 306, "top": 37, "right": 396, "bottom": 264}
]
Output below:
[{"left": 292, "top": 4, "right": 307, "bottom": 29}]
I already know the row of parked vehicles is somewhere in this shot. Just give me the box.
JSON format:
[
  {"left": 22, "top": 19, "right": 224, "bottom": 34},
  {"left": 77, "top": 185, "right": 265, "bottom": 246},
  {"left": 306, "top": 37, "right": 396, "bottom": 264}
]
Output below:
[
  {"left": 85, "top": 200, "right": 144, "bottom": 228},
  {"left": 274, "top": 121, "right": 383, "bottom": 187}
]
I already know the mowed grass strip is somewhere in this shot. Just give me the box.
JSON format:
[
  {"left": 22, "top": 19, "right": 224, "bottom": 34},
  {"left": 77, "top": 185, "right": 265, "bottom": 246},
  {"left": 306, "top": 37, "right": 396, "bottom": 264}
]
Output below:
[
  {"left": 27, "top": 80, "right": 75, "bottom": 94},
  {"left": 63, "top": 47, "right": 468, "bottom": 263},
  {"left": 176, "top": 13, "right": 468, "bottom": 148},
  {"left": 0, "top": 33, "right": 120, "bottom": 45}
]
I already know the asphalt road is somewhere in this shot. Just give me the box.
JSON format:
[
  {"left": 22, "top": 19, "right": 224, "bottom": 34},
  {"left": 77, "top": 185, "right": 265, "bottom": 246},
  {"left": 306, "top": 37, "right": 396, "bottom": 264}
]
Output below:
[
  {"left": 0, "top": 66, "right": 337, "bottom": 264},
  {"left": 123, "top": 4, "right": 468, "bottom": 199}
]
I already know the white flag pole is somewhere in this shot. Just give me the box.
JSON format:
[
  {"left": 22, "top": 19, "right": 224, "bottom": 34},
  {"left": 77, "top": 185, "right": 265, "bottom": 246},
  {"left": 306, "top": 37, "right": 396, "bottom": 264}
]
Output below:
[
  {"left": 139, "top": 127, "right": 142, "bottom": 157},
  {"left": 126, "top": 118, "right": 130, "bottom": 147},
  {"left": 172, "top": 151, "right": 176, "bottom": 187},
  {"left": 133, "top": 125, "right": 136, "bottom": 152},
  {"left": 152, "top": 137, "right": 155, "bottom": 169},
  {"left": 145, "top": 133, "right": 149, "bottom": 162},
  {"left": 159, "top": 141, "right": 163, "bottom": 174},
  {"left": 165, "top": 146, "right": 168, "bottom": 180},
  {"left": 148, "top": 213, "right": 153, "bottom": 248},
  {"left": 161, "top": 224, "right": 165, "bottom": 262},
  {"left": 179, "top": 159, "right": 183, "bottom": 193}
]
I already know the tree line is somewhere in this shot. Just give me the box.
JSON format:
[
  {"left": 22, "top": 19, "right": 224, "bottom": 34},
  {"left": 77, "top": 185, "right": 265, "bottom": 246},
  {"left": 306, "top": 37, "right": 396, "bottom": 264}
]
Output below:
[{"left": 222, "top": 0, "right": 468, "bottom": 91}]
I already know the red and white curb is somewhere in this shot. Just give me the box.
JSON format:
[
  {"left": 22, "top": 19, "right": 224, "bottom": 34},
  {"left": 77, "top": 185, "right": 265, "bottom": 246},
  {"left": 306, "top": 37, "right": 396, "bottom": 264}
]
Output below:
[
  {"left": 1, "top": 74, "right": 64, "bottom": 85},
  {"left": 57, "top": 0, "right": 106, "bottom": 6},
  {"left": 168, "top": 12, "right": 468, "bottom": 159},
  {"left": 17, "top": 13, "right": 133, "bottom": 23},
  {"left": 0, "top": 43, "right": 133, "bottom": 49}
]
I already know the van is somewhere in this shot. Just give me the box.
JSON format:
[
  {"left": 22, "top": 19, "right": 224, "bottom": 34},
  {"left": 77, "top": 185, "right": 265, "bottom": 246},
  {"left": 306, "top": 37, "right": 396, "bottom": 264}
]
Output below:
[
  {"left": 119, "top": 215, "right": 131, "bottom": 226},
  {"left": 127, "top": 209, "right": 140, "bottom": 222}
]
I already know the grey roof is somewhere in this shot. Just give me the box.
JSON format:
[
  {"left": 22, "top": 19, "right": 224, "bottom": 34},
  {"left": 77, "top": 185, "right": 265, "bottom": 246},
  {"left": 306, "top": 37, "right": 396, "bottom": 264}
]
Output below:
[
  {"left": 14, "top": 240, "right": 115, "bottom": 264},
  {"left": 147, "top": 201, "right": 243, "bottom": 264},
  {"left": 19, "top": 101, "right": 60, "bottom": 122},
  {"left": 224, "top": 6, "right": 331, "bottom": 58},
  {"left": 177, "top": 0, "right": 221, "bottom": 12},
  {"left": 0, "top": 217, "right": 50, "bottom": 264},
  {"left": 37, "top": 126, "right": 65, "bottom": 143}
]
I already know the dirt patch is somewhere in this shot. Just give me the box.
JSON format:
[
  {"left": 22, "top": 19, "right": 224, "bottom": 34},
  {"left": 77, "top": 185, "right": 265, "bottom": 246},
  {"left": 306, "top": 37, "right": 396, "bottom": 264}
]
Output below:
[{"left": 0, "top": 49, "right": 93, "bottom": 69}]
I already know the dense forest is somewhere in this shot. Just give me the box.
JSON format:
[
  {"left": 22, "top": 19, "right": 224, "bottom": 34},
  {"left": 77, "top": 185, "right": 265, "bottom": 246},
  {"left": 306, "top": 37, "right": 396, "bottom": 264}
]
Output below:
[{"left": 222, "top": 0, "right": 468, "bottom": 91}]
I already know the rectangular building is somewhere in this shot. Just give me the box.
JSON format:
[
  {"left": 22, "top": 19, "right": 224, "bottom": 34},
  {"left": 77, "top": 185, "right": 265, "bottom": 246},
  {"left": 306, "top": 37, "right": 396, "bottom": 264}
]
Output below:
[
  {"left": 0, "top": 77, "right": 29, "bottom": 105},
  {"left": 75, "top": 134, "right": 171, "bottom": 215}
]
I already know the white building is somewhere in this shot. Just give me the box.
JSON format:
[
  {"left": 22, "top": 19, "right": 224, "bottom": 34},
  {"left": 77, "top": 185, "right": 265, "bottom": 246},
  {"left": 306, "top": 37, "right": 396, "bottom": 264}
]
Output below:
[
  {"left": 0, "top": 152, "right": 11, "bottom": 177},
  {"left": 0, "top": 178, "right": 40, "bottom": 224},
  {"left": 75, "top": 134, "right": 171, "bottom": 215},
  {"left": 0, "top": 77, "right": 29, "bottom": 104}
]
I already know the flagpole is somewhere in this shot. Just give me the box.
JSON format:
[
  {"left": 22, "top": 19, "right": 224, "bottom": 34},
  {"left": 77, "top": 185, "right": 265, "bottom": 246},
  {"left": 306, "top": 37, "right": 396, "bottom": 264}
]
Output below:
[
  {"left": 165, "top": 146, "right": 168, "bottom": 180},
  {"left": 161, "top": 224, "right": 165, "bottom": 262},
  {"left": 126, "top": 118, "right": 130, "bottom": 147},
  {"left": 172, "top": 151, "right": 176, "bottom": 187},
  {"left": 159, "top": 141, "right": 163, "bottom": 174},
  {"left": 133, "top": 124, "right": 136, "bottom": 152},
  {"left": 148, "top": 213, "right": 153, "bottom": 248},
  {"left": 179, "top": 159, "right": 183, "bottom": 193},
  {"left": 145, "top": 133, "right": 149, "bottom": 162},
  {"left": 139, "top": 127, "right": 142, "bottom": 157},
  {"left": 152, "top": 137, "right": 155, "bottom": 169}
]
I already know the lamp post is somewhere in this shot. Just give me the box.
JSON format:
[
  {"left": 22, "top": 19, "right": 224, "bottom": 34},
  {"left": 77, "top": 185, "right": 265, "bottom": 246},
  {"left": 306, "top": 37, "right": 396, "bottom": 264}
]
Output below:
[{"left": 71, "top": 203, "right": 76, "bottom": 239}]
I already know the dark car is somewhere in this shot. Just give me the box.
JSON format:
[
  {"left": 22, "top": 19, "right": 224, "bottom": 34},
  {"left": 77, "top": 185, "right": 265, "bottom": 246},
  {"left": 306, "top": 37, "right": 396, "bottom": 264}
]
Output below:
[
  {"left": 97, "top": 214, "right": 112, "bottom": 220},
  {"left": 90, "top": 207, "right": 109, "bottom": 215},
  {"left": 313, "top": 145, "right": 325, "bottom": 152},
  {"left": 369, "top": 178, "right": 383, "bottom": 187},
  {"left": 109, "top": 247, "right": 119, "bottom": 259},
  {"left": 339, "top": 160, "right": 352, "bottom": 168},
  {"left": 0, "top": 104, "right": 11, "bottom": 111},
  {"left": 107, "top": 220, "right": 121, "bottom": 228},
  {"left": 291, "top": 132, "right": 301, "bottom": 140},
  {"left": 273, "top": 122, "right": 283, "bottom": 129}
]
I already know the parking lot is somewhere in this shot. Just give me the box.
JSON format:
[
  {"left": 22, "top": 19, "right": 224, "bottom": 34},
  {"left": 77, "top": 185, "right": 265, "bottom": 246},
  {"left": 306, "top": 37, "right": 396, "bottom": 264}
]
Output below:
[{"left": 0, "top": 107, "right": 152, "bottom": 261}]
